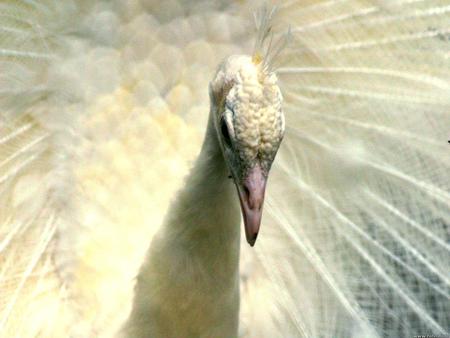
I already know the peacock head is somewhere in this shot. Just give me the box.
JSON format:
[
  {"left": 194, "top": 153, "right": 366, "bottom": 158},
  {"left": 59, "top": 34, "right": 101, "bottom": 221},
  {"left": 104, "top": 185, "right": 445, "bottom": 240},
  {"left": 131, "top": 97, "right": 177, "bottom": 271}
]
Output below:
[{"left": 209, "top": 55, "right": 285, "bottom": 246}]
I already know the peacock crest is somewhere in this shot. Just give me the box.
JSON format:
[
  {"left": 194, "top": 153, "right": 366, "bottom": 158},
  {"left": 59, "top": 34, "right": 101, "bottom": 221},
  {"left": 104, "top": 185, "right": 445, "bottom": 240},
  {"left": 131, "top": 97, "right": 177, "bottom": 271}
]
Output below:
[{"left": 252, "top": 5, "right": 291, "bottom": 75}]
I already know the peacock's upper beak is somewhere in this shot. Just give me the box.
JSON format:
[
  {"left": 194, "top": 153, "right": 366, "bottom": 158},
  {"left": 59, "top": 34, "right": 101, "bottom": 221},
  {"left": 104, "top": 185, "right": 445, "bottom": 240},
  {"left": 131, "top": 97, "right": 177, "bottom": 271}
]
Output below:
[{"left": 237, "top": 164, "right": 267, "bottom": 246}]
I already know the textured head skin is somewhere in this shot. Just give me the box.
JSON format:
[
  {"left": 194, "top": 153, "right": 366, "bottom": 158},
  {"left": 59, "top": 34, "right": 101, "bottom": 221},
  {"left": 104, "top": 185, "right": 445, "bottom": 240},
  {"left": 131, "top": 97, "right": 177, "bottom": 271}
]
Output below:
[
  {"left": 210, "top": 55, "right": 284, "bottom": 179},
  {"left": 209, "top": 55, "right": 285, "bottom": 245}
]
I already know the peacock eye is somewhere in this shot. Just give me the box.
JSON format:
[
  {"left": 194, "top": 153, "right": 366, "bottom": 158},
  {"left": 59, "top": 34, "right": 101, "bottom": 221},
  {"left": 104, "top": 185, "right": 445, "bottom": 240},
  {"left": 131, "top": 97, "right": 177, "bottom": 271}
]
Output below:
[{"left": 220, "top": 117, "right": 232, "bottom": 148}]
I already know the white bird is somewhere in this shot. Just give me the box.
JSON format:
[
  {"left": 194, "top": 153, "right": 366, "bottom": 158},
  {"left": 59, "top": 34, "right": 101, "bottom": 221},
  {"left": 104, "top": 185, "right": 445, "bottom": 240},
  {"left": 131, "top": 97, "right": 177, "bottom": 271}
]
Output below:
[
  {"left": 123, "top": 52, "right": 285, "bottom": 337},
  {"left": 0, "top": 1, "right": 449, "bottom": 338}
]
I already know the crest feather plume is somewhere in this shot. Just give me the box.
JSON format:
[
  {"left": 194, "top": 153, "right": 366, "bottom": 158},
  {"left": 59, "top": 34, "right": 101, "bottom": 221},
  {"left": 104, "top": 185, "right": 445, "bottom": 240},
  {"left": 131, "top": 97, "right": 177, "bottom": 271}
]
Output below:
[{"left": 252, "top": 5, "right": 291, "bottom": 73}]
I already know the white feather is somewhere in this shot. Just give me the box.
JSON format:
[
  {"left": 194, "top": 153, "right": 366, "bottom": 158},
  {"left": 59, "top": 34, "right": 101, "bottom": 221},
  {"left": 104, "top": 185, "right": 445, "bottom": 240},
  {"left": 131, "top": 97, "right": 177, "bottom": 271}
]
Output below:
[{"left": 0, "top": 0, "right": 449, "bottom": 337}]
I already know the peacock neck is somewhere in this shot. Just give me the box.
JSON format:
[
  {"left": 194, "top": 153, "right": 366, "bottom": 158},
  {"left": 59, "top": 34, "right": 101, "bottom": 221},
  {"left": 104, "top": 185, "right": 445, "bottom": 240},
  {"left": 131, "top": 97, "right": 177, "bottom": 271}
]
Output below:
[
  {"left": 124, "top": 112, "right": 242, "bottom": 337},
  {"left": 163, "top": 111, "right": 241, "bottom": 255}
]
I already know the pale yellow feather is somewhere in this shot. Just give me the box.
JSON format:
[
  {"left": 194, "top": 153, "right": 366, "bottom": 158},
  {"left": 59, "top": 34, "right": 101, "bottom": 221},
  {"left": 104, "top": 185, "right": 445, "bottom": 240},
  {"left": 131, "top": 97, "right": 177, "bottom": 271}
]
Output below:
[{"left": 0, "top": 0, "right": 449, "bottom": 337}]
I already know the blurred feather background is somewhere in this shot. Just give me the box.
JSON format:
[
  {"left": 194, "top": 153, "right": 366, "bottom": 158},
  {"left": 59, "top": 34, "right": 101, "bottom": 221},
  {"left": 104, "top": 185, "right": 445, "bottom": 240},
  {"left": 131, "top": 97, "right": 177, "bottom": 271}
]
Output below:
[{"left": 0, "top": 0, "right": 449, "bottom": 337}]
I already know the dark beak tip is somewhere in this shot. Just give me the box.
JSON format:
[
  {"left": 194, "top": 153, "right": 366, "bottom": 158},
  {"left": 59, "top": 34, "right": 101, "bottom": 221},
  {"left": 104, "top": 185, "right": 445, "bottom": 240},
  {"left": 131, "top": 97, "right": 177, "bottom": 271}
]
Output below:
[{"left": 246, "top": 232, "right": 258, "bottom": 247}]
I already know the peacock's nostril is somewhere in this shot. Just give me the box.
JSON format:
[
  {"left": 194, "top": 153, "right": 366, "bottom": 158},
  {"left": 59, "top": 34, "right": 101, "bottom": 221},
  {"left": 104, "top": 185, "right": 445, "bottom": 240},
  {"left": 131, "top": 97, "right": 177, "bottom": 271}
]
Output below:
[
  {"left": 243, "top": 183, "right": 262, "bottom": 211},
  {"left": 242, "top": 166, "right": 265, "bottom": 211},
  {"left": 243, "top": 185, "right": 250, "bottom": 201}
]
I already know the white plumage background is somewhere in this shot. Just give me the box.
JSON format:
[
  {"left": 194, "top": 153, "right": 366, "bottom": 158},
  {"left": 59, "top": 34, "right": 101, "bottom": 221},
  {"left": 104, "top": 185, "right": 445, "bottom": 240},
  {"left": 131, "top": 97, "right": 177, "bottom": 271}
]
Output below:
[{"left": 0, "top": 0, "right": 449, "bottom": 337}]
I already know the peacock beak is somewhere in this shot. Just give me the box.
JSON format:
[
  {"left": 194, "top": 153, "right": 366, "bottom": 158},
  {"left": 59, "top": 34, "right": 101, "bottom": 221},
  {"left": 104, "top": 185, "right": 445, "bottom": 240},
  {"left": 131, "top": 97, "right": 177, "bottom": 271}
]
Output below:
[{"left": 237, "top": 164, "right": 267, "bottom": 247}]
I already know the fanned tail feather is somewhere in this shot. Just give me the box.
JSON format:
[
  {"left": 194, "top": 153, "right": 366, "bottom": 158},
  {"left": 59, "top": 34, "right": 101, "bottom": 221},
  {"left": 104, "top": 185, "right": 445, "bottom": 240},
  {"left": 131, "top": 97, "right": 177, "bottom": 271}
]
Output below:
[{"left": 0, "top": 0, "right": 449, "bottom": 337}]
